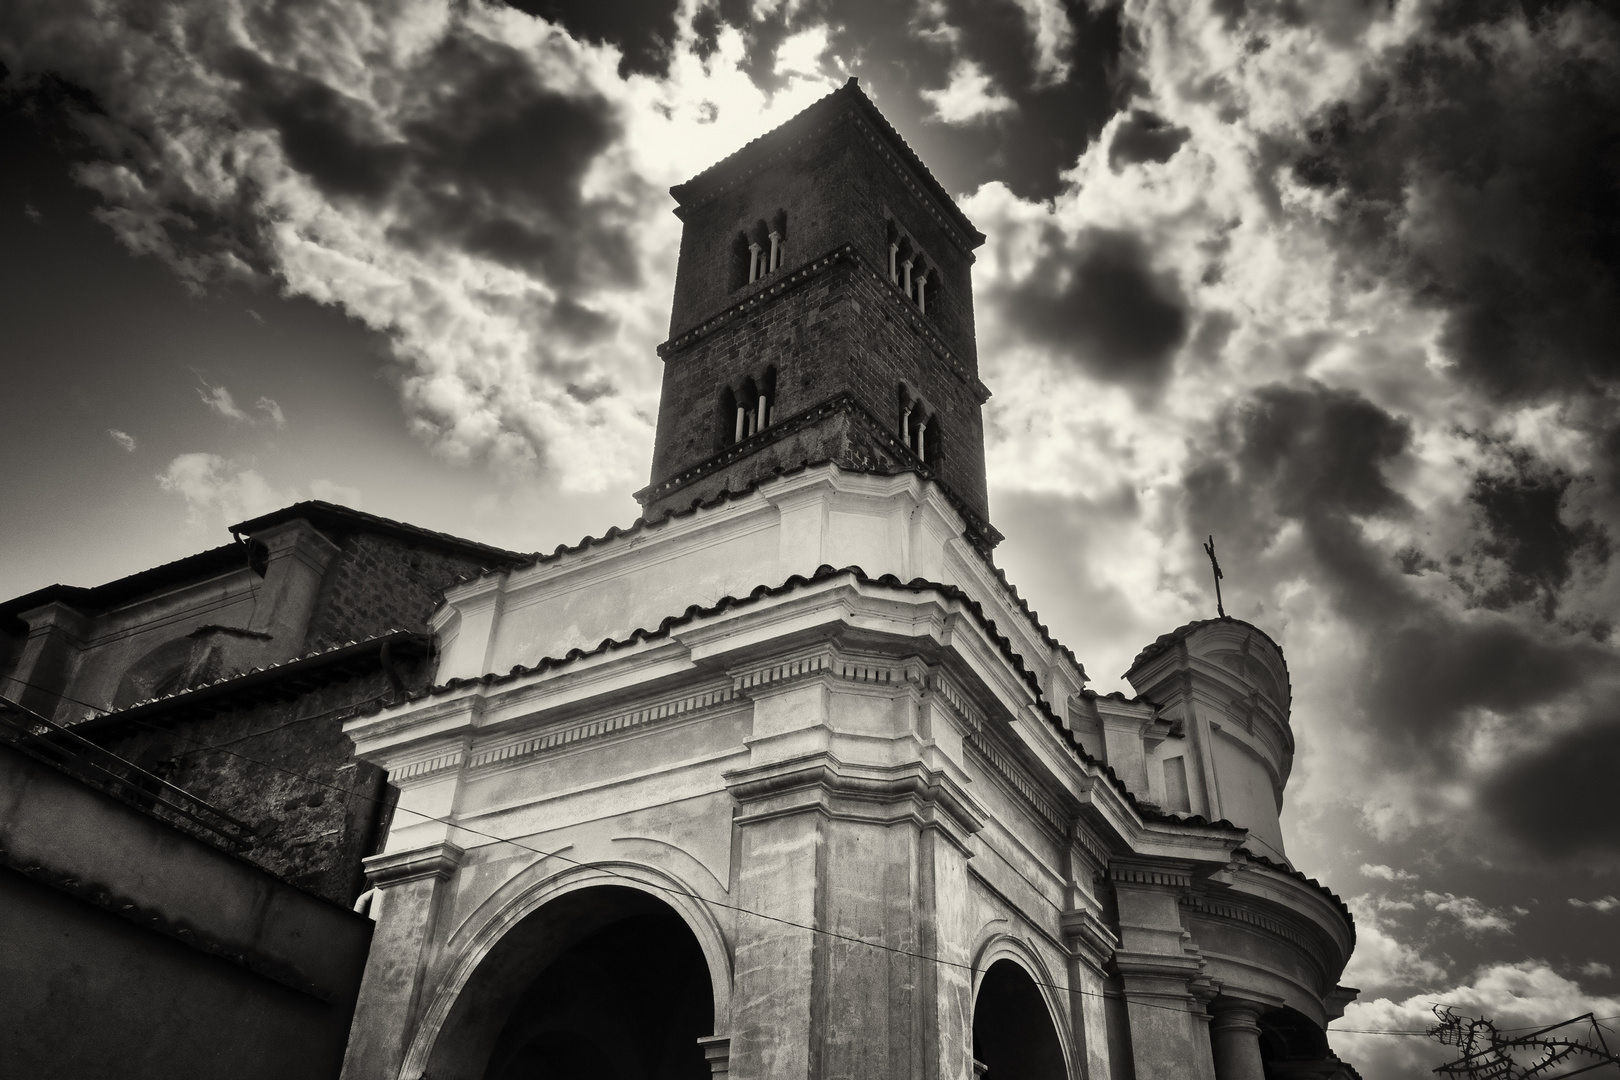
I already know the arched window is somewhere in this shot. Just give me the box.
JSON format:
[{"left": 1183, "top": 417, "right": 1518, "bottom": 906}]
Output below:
[
  {"left": 729, "top": 233, "right": 753, "bottom": 291},
  {"left": 721, "top": 368, "right": 777, "bottom": 445},
  {"left": 717, "top": 386, "right": 738, "bottom": 447},
  {"left": 897, "top": 384, "right": 940, "bottom": 465},
  {"left": 735, "top": 211, "right": 788, "bottom": 288},
  {"left": 886, "top": 218, "right": 936, "bottom": 315}
]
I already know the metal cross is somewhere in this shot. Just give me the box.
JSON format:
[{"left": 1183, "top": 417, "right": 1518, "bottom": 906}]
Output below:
[{"left": 1203, "top": 535, "right": 1225, "bottom": 618}]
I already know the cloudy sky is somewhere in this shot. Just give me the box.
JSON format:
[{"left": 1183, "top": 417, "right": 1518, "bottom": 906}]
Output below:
[{"left": 3, "top": 0, "right": 1619, "bottom": 1072}]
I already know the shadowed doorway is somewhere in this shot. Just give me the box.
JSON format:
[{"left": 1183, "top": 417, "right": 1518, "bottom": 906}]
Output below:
[
  {"left": 425, "top": 884, "right": 715, "bottom": 1080},
  {"left": 973, "top": 958, "right": 1067, "bottom": 1080}
]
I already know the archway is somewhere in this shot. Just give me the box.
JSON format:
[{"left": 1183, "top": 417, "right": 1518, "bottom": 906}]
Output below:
[
  {"left": 973, "top": 958, "right": 1067, "bottom": 1080},
  {"left": 1258, "top": 1006, "right": 1332, "bottom": 1070},
  {"left": 422, "top": 885, "right": 716, "bottom": 1080}
]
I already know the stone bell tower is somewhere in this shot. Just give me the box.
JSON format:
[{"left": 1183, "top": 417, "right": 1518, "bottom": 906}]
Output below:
[{"left": 639, "top": 78, "right": 1000, "bottom": 548}]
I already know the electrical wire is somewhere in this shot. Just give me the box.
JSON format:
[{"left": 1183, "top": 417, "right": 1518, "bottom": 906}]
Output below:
[{"left": 2, "top": 676, "right": 1587, "bottom": 1041}]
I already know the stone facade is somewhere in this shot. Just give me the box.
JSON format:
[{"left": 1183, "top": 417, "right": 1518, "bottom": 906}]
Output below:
[{"left": 336, "top": 82, "right": 1359, "bottom": 1080}]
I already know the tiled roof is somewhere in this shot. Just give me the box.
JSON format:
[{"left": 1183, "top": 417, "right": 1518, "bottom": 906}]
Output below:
[
  {"left": 74, "top": 630, "right": 431, "bottom": 733},
  {"left": 1, "top": 501, "right": 528, "bottom": 634},
  {"left": 669, "top": 78, "right": 985, "bottom": 248},
  {"left": 0, "top": 544, "right": 248, "bottom": 631},
  {"left": 1233, "top": 846, "right": 1355, "bottom": 932},
  {"left": 1125, "top": 615, "right": 1287, "bottom": 675},
  {"left": 389, "top": 560, "right": 1241, "bottom": 839},
  {"left": 232, "top": 501, "right": 529, "bottom": 565},
  {"left": 444, "top": 462, "right": 1087, "bottom": 680}
]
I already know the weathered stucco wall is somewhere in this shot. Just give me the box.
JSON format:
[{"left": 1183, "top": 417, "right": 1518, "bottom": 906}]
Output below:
[{"left": 0, "top": 740, "right": 372, "bottom": 1080}]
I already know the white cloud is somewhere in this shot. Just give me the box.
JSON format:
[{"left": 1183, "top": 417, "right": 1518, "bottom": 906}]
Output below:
[
  {"left": 198, "top": 382, "right": 252, "bottom": 423},
  {"left": 1569, "top": 896, "right": 1620, "bottom": 913},
  {"left": 1420, "top": 892, "right": 1528, "bottom": 935},
  {"left": 1580, "top": 961, "right": 1613, "bottom": 978},
  {"left": 1341, "top": 894, "right": 1448, "bottom": 995},
  {"left": 158, "top": 453, "right": 289, "bottom": 526},
  {"left": 1362, "top": 863, "right": 1419, "bottom": 882},
  {"left": 2, "top": 0, "right": 845, "bottom": 493},
  {"left": 1331, "top": 962, "right": 1620, "bottom": 1080},
  {"left": 256, "top": 396, "right": 286, "bottom": 428},
  {"left": 922, "top": 60, "right": 1016, "bottom": 124},
  {"left": 107, "top": 429, "right": 137, "bottom": 452}
]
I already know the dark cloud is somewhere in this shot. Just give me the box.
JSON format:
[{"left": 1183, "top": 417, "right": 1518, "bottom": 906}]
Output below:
[
  {"left": 1482, "top": 717, "right": 1620, "bottom": 857},
  {"left": 1361, "top": 613, "right": 1606, "bottom": 749},
  {"left": 226, "top": 49, "right": 407, "bottom": 200},
  {"left": 1108, "top": 108, "right": 1189, "bottom": 169},
  {"left": 700, "top": 0, "right": 1128, "bottom": 201},
  {"left": 504, "top": 0, "right": 681, "bottom": 78},
  {"left": 999, "top": 227, "right": 1189, "bottom": 390},
  {"left": 1466, "top": 458, "right": 1608, "bottom": 618},
  {"left": 1232, "top": 383, "right": 1410, "bottom": 520},
  {"left": 392, "top": 33, "right": 640, "bottom": 293},
  {"left": 1289, "top": 2, "right": 1620, "bottom": 403},
  {"left": 1186, "top": 384, "right": 1619, "bottom": 785}
]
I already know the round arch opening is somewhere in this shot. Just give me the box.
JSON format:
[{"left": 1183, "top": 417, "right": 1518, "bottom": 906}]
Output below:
[
  {"left": 423, "top": 885, "right": 716, "bottom": 1080},
  {"left": 973, "top": 958, "right": 1067, "bottom": 1080}
]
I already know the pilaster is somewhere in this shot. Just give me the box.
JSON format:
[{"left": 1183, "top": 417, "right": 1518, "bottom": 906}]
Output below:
[
  {"left": 4, "top": 601, "right": 91, "bottom": 721},
  {"left": 243, "top": 518, "right": 340, "bottom": 654},
  {"left": 1109, "top": 860, "right": 1218, "bottom": 1080},
  {"left": 341, "top": 842, "right": 465, "bottom": 1080},
  {"left": 724, "top": 745, "right": 982, "bottom": 1080}
]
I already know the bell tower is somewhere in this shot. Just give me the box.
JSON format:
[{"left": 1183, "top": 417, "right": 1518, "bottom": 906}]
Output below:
[{"left": 637, "top": 79, "right": 1001, "bottom": 548}]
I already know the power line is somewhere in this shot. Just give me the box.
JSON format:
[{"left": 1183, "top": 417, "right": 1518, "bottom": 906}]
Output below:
[{"left": 1, "top": 677, "right": 1508, "bottom": 1039}]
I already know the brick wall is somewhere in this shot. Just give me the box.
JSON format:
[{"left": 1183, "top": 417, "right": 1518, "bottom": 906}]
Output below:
[
  {"left": 650, "top": 253, "right": 990, "bottom": 525},
  {"left": 651, "top": 101, "right": 992, "bottom": 530},
  {"left": 303, "top": 532, "right": 499, "bottom": 653},
  {"left": 92, "top": 664, "right": 424, "bottom": 905}
]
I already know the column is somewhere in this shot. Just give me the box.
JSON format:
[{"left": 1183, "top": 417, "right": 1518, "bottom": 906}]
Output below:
[{"left": 1209, "top": 1000, "right": 1267, "bottom": 1080}]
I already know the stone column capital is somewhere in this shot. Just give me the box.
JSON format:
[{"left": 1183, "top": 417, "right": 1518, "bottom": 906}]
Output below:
[
  {"left": 697, "top": 1035, "right": 730, "bottom": 1078},
  {"left": 363, "top": 841, "right": 464, "bottom": 889}
]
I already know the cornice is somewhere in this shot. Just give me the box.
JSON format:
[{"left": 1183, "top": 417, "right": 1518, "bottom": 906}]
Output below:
[
  {"left": 363, "top": 841, "right": 465, "bottom": 888},
  {"left": 632, "top": 391, "right": 1002, "bottom": 550}
]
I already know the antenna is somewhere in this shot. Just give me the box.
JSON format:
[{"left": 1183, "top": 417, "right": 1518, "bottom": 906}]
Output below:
[{"left": 1203, "top": 535, "right": 1225, "bottom": 618}]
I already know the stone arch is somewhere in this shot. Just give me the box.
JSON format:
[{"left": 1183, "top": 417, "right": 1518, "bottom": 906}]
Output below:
[
  {"left": 971, "top": 934, "right": 1073, "bottom": 1080},
  {"left": 402, "top": 862, "right": 732, "bottom": 1080}
]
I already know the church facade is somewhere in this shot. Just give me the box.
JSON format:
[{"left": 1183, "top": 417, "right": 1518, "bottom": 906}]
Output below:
[{"left": 338, "top": 82, "right": 1358, "bottom": 1080}]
